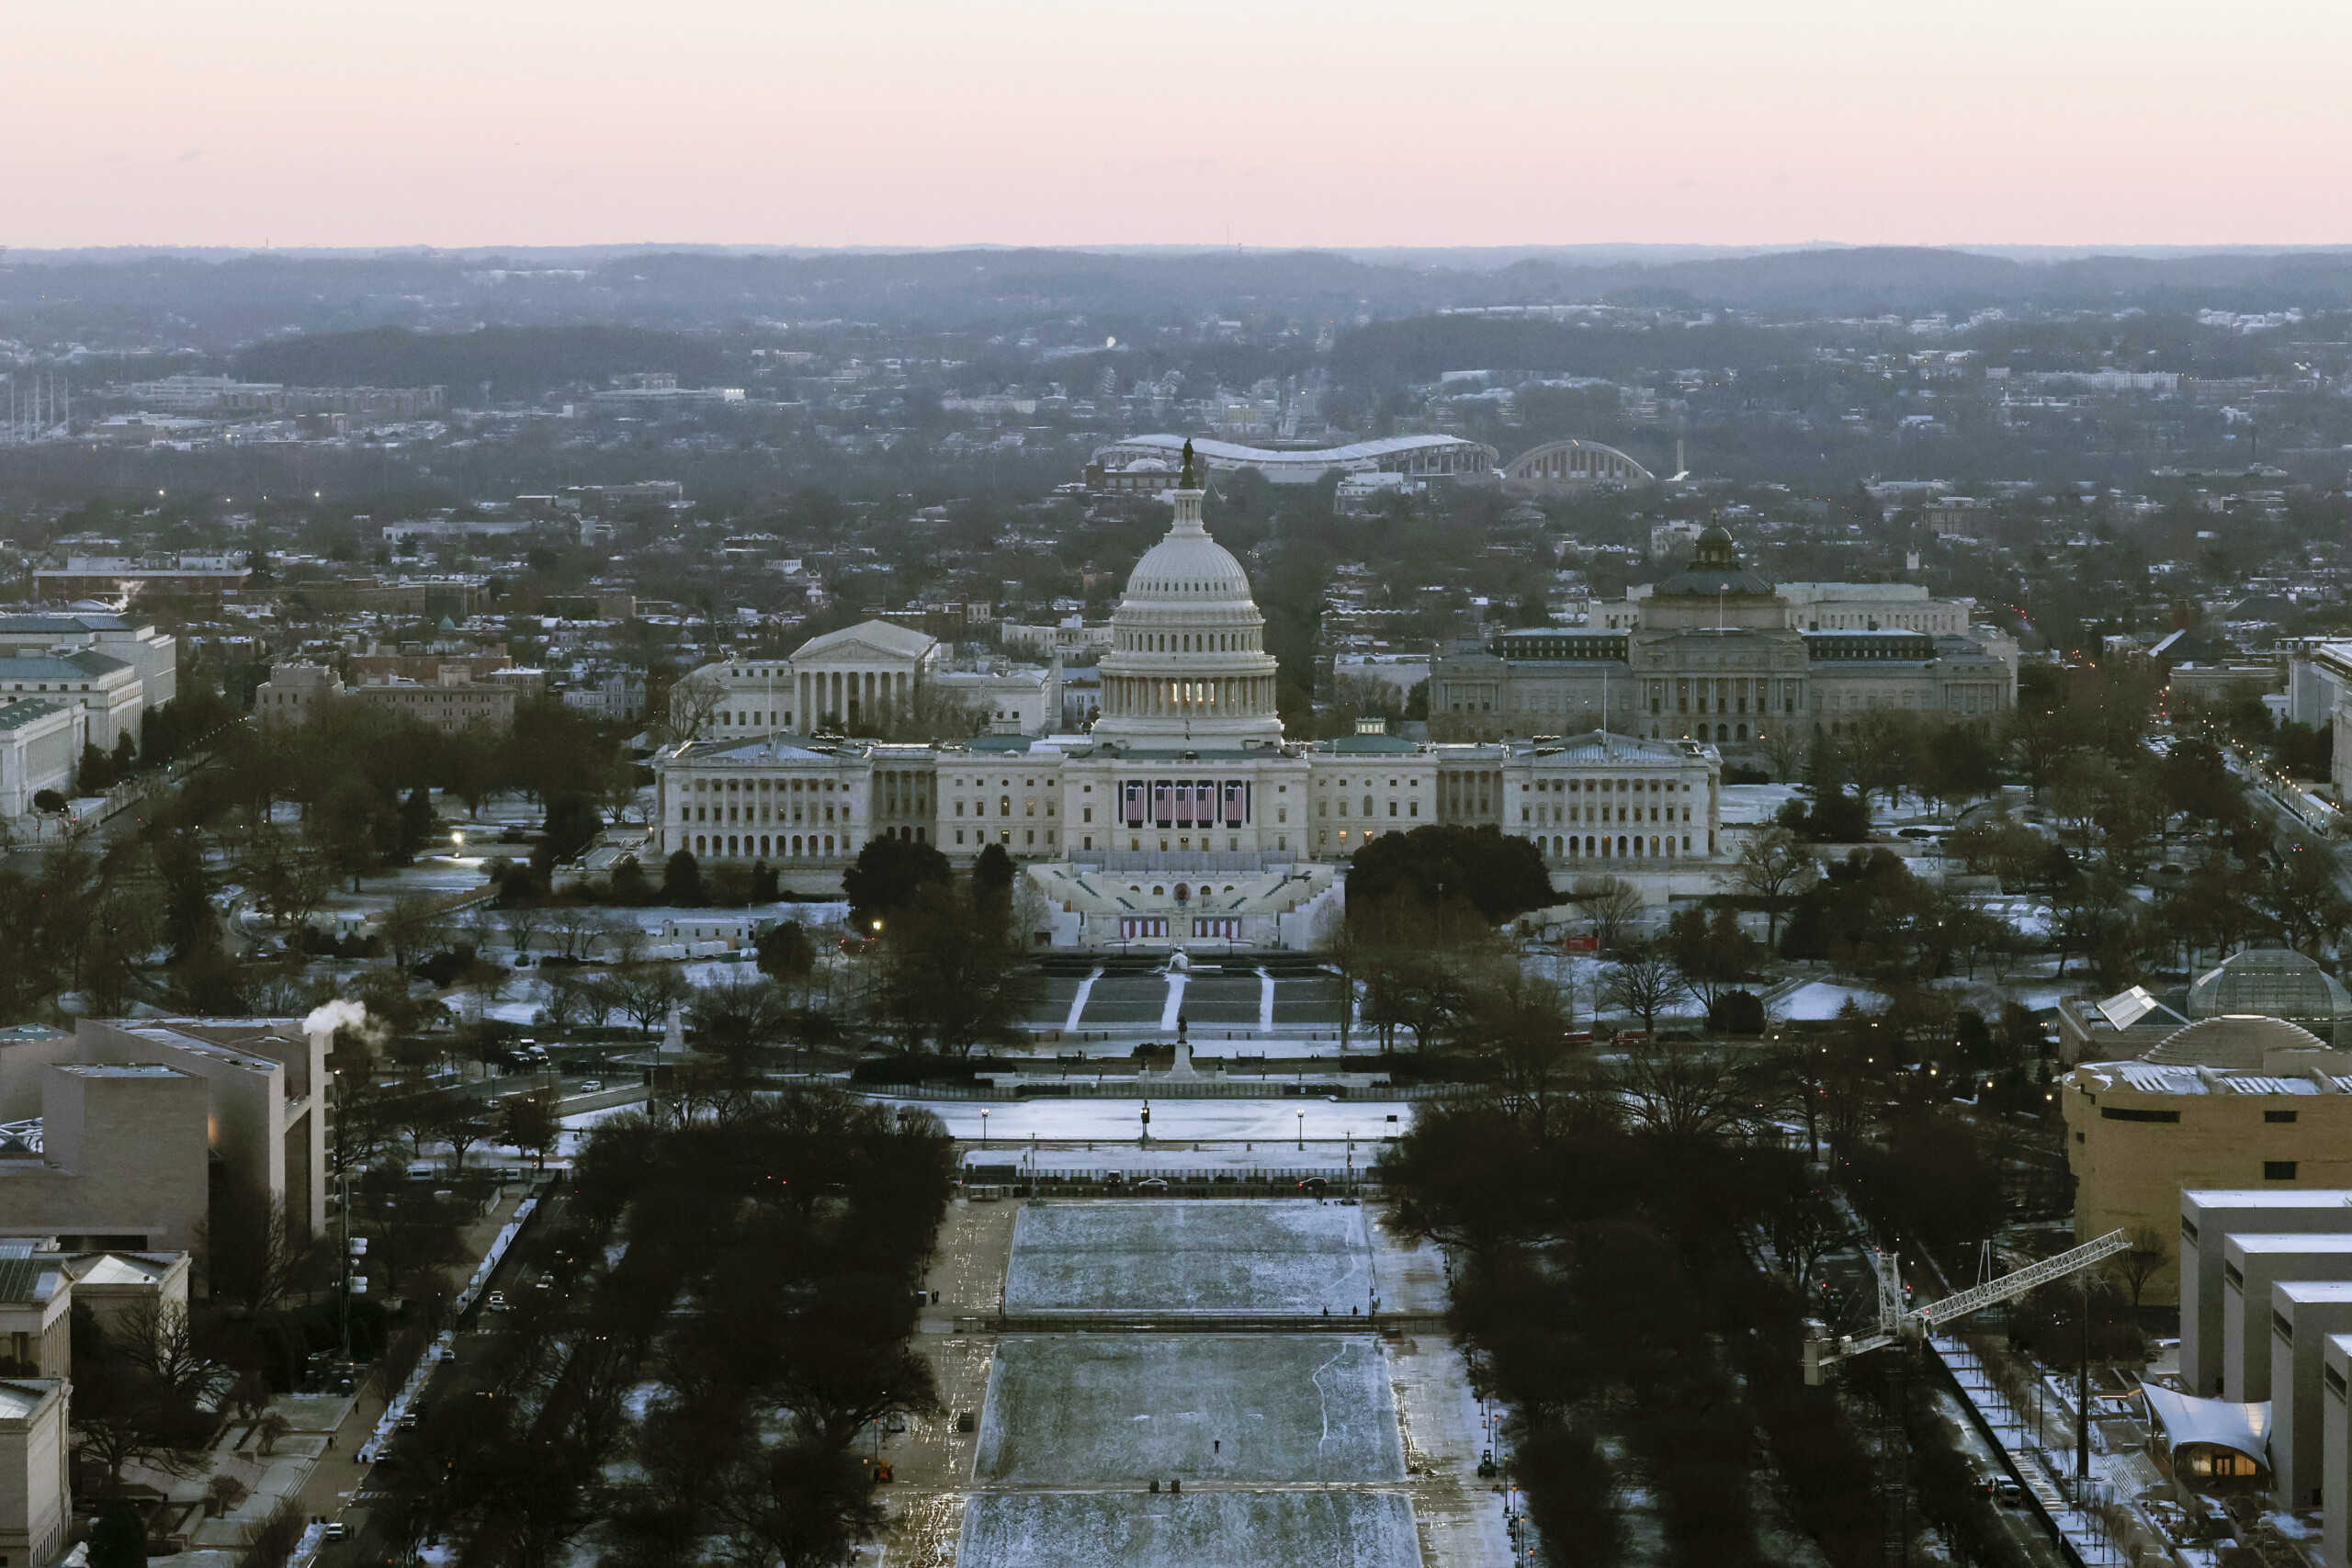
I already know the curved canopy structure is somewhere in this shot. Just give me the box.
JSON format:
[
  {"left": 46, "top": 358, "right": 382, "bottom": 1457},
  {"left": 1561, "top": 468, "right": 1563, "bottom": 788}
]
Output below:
[{"left": 2141, "top": 1384, "right": 2271, "bottom": 1481}]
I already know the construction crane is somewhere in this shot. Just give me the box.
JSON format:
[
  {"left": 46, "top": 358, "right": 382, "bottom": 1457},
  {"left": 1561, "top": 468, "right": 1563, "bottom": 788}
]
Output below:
[{"left": 1803, "top": 1228, "right": 2131, "bottom": 1566}]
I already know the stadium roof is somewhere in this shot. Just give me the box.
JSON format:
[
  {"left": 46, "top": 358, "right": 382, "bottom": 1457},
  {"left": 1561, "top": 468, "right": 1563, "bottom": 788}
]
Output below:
[{"left": 1093, "top": 433, "right": 1494, "bottom": 471}]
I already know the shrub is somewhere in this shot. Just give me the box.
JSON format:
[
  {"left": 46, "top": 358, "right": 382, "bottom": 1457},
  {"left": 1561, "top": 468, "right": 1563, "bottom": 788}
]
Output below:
[{"left": 1709, "top": 989, "right": 1767, "bottom": 1035}]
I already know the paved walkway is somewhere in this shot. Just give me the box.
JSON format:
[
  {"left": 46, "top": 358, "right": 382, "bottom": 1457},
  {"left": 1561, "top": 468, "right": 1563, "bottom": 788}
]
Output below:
[
  {"left": 885, "top": 1192, "right": 1503, "bottom": 1568},
  {"left": 153, "top": 1187, "right": 537, "bottom": 1551}
]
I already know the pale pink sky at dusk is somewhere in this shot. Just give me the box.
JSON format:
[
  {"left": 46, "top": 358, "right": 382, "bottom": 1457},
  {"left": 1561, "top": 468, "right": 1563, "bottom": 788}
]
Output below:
[{"left": 13, "top": 0, "right": 2350, "bottom": 250}]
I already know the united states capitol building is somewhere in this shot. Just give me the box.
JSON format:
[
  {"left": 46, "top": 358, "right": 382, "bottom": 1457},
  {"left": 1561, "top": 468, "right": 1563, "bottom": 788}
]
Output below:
[{"left": 650, "top": 450, "right": 1728, "bottom": 950}]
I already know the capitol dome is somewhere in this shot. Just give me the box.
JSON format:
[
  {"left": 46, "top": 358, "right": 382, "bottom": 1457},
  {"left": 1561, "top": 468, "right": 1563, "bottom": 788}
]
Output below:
[
  {"left": 1123, "top": 523, "right": 1254, "bottom": 604},
  {"left": 1091, "top": 443, "right": 1284, "bottom": 747}
]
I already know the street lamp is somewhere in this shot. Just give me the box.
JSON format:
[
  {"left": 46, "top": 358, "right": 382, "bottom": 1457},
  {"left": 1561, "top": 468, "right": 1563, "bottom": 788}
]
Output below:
[
  {"left": 1296, "top": 1111, "right": 1304, "bottom": 1152},
  {"left": 980, "top": 1110, "right": 989, "bottom": 1150}
]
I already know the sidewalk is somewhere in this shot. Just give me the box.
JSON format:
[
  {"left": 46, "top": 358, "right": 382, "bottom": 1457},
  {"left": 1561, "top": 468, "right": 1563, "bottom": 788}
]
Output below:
[{"left": 220, "top": 1186, "right": 535, "bottom": 1540}]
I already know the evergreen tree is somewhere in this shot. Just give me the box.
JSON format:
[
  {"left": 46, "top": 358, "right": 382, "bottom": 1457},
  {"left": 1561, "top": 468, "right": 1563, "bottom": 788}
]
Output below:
[
  {"left": 397, "top": 787, "right": 435, "bottom": 858},
  {"left": 74, "top": 740, "right": 113, "bottom": 796},
  {"left": 664, "top": 849, "right": 704, "bottom": 906}
]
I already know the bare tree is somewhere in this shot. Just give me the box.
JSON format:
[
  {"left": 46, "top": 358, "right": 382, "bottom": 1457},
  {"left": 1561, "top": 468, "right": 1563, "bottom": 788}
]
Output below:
[
  {"left": 502, "top": 906, "right": 544, "bottom": 959},
  {"left": 202, "top": 1191, "right": 331, "bottom": 1313},
  {"left": 870, "top": 682, "right": 985, "bottom": 742},
  {"left": 608, "top": 964, "right": 694, "bottom": 1034},
  {"left": 601, "top": 917, "right": 650, "bottom": 967},
  {"left": 2119, "top": 1225, "right": 2169, "bottom": 1311},
  {"left": 114, "top": 1300, "right": 219, "bottom": 1402},
  {"left": 1759, "top": 723, "right": 1807, "bottom": 784},
  {"left": 1734, "top": 826, "right": 1814, "bottom": 944},
  {"left": 380, "top": 894, "right": 451, "bottom": 968},
  {"left": 660, "top": 671, "right": 729, "bottom": 746},
  {"left": 1614, "top": 1043, "right": 1758, "bottom": 1140},
  {"left": 442, "top": 1100, "right": 493, "bottom": 1170},
  {"left": 1771, "top": 1193, "right": 1840, "bottom": 1294},
  {"left": 1600, "top": 942, "right": 1685, "bottom": 1037},
  {"left": 1569, "top": 876, "right": 1645, "bottom": 953},
  {"left": 543, "top": 905, "right": 605, "bottom": 962}
]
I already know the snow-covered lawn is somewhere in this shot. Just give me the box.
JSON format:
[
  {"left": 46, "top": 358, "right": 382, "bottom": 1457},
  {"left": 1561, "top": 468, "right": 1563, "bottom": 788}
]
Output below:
[
  {"left": 957, "top": 1492, "right": 1419, "bottom": 1568},
  {"left": 1775, "top": 981, "right": 1892, "bottom": 1021},
  {"left": 1004, "top": 1201, "right": 1374, "bottom": 1316},
  {"left": 888, "top": 1099, "right": 1419, "bottom": 1145},
  {"left": 974, "top": 1337, "right": 1403, "bottom": 1483}
]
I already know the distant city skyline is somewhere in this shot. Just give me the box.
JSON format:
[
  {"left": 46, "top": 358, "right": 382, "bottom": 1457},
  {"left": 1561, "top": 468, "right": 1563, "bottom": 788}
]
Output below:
[{"left": 15, "top": 0, "right": 2349, "bottom": 250}]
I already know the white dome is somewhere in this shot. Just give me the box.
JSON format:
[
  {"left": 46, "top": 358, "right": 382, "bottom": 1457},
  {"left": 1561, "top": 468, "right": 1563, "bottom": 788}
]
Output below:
[
  {"left": 1124, "top": 522, "right": 1253, "bottom": 605},
  {"left": 1091, "top": 479, "right": 1283, "bottom": 747}
]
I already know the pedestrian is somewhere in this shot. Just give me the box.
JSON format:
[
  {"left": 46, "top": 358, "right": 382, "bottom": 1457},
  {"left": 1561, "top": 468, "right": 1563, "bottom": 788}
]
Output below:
[
  {"left": 326, "top": 1434, "right": 335, "bottom": 1450},
  {"left": 1213, "top": 1440, "right": 1219, "bottom": 1454}
]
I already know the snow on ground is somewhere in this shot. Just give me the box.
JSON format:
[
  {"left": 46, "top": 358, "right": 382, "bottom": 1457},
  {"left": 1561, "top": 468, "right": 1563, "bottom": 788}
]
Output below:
[
  {"left": 1004, "top": 1201, "right": 1373, "bottom": 1316},
  {"left": 963, "top": 1146, "right": 1385, "bottom": 1175},
  {"left": 1775, "top": 981, "right": 1892, "bottom": 1021},
  {"left": 1718, "top": 783, "right": 1806, "bottom": 826},
  {"left": 556, "top": 1103, "right": 647, "bottom": 1156},
  {"left": 888, "top": 1099, "right": 1419, "bottom": 1144},
  {"left": 956, "top": 1492, "right": 1419, "bottom": 1568},
  {"left": 974, "top": 1337, "right": 1403, "bottom": 1483}
]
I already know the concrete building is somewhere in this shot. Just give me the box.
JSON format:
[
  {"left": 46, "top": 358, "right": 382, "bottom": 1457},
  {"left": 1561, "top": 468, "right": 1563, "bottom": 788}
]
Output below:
[
  {"left": 31, "top": 555, "right": 250, "bottom": 602},
  {"left": 252, "top": 662, "right": 517, "bottom": 734},
  {"left": 676, "top": 623, "right": 1058, "bottom": 741},
  {"left": 2179, "top": 1190, "right": 2352, "bottom": 1395},
  {"left": 349, "top": 670, "right": 518, "bottom": 734},
  {"left": 0, "top": 703, "right": 81, "bottom": 820},
  {"left": 0, "top": 1258, "right": 71, "bottom": 1381},
  {"left": 2222, "top": 1235, "right": 2352, "bottom": 1400},
  {"left": 252, "top": 663, "right": 345, "bottom": 728},
  {"left": 0, "top": 1065, "right": 211, "bottom": 1256},
  {"left": 1330, "top": 653, "right": 1430, "bottom": 705},
  {"left": 0, "top": 1378, "right": 68, "bottom": 1568},
  {"left": 2324, "top": 1334, "right": 2352, "bottom": 1566},
  {"left": 0, "top": 651, "right": 142, "bottom": 751},
  {"left": 0, "top": 1018, "right": 330, "bottom": 1258},
  {"left": 2267, "top": 1281, "right": 2352, "bottom": 1507},
  {"left": 0, "top": 614, "right": 175, "bottom": 712},
  {"left": 2069, "top": 1020, "right": 2352, "bottom": 1306},
  {"left": 1000, "top": 616, "right": 1114, "bottom": 655},
  {"left": 1433, "top": 526, "right": 2012, "bottom": 750},
  {"left": 57, "top": 1250, "right": 189, "bottom": 1337}
]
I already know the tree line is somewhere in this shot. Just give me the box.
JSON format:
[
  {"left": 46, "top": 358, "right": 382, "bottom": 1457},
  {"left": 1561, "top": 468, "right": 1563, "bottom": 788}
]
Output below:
[{"left": 371, "top": 1086, "right": 955, "bottom": 1568}]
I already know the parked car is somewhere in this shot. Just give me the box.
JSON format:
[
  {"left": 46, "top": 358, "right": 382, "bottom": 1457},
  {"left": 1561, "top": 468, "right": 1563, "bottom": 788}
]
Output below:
[
  {"left": 322, "top": 1521, "right": 348, "bottom": 1541},
  {"left": 579, "top": 1080, "right": 605, "bottom": 1092},
  {"left": 1135, "top": 1178, "right": 1170, "bottom": 1193}
]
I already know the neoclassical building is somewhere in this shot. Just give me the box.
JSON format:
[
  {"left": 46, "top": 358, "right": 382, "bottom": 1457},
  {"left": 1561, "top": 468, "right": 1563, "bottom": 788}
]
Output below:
[
  {"left": 1430, "top": 525, "right": 2017, "bottom": 748},
  {"left": 678, "top": 621, "right": 1060, "bottom": 739},
  {"left": 650, "top": 447, "right": 1729, "bottom": 947}
]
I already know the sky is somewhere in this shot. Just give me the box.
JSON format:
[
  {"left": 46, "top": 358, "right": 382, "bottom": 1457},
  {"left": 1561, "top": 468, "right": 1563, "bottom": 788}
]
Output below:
[{"left": 11, "top": 0, "right": 2351, "bottom": 251}]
